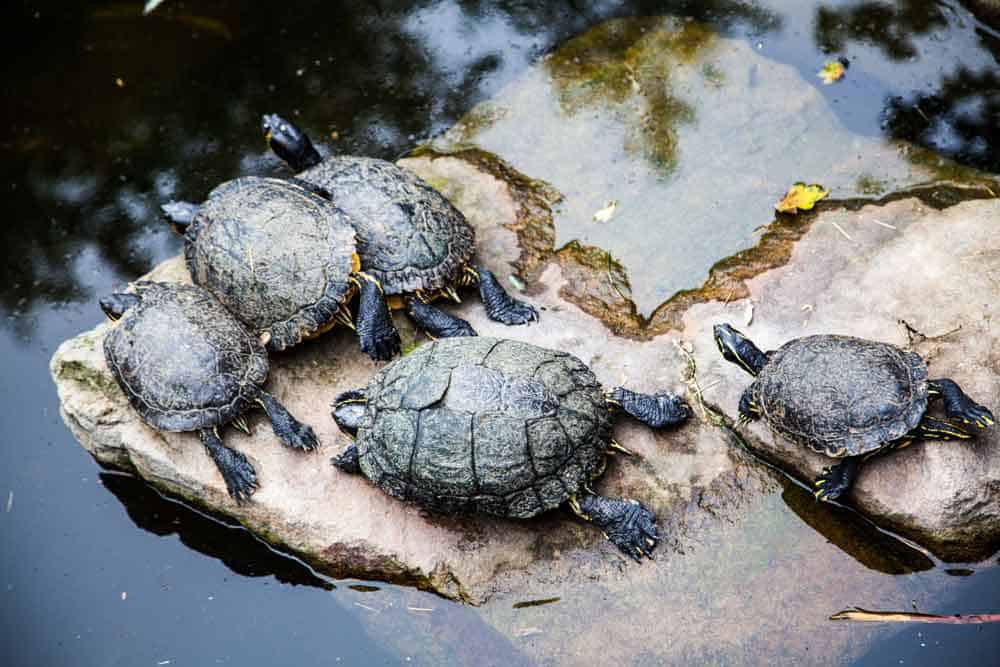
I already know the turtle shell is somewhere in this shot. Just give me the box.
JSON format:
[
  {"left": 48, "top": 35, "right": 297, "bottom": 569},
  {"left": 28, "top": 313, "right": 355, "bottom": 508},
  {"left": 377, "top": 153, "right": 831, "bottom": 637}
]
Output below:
[
  {"left": 754, "top": 335, "right": 929, "bottom": 457},
  {"left": 353, "top": 337, "right": 610, "bottom": 518},
  {"left": 297, "top": 156, "right": 475, "bottom": 294},
  {"left": 184, "top": 176, "right": 358, "bottom": 351},
  {"left": 103, "top": 282, "right": 268, "bottom": 432}
]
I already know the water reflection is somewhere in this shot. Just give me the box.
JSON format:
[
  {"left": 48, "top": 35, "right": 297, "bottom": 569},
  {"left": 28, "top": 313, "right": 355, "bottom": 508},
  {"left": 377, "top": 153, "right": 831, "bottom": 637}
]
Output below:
[
  {"left": 99, "top": 471, "right": 335, "bottom": 589},
  {"left": 780, "top": 481, "right": 935, "bottom": 575},
  {"left": 814, "top": 1, "right": 949, "bottom": 60},
  {"left": 883, "top": 66, "right": 1000, "bottom": 172}
]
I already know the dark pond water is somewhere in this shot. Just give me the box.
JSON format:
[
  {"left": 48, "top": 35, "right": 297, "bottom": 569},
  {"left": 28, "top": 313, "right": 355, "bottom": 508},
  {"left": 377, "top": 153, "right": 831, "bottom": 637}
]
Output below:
[{"left": 3, "top": 1, "right": 999, "bottom": 664}]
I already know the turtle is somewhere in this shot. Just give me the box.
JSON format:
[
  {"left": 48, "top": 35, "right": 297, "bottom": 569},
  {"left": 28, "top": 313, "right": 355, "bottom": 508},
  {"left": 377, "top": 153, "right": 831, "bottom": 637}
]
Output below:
[
  {"left": 713, "top": 323, "right": 995, "bottom": 502},
  {"left": 330, "top": 337, "right": 691, "bottom": 561},
  {"left": 258, "top": 112, "right": 539, "bottom": 339},
  {"left": 100, "top": 281, "right": 319, "bottom": 502},
  {"left": 162, "top": 176, "right": 400, "bottom": 361}
]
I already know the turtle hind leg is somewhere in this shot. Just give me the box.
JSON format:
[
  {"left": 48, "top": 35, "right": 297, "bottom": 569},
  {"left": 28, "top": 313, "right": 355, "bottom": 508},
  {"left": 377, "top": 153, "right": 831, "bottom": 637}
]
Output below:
[
  {"left": 570, "top": 494, "right": 659, "bottom": 562},
  {"left": 332, "top": 444, "right": 361, "bottom": 474},
  {"left": 199, "top": 428, "right": 258, "bottom": 503},
  {"left": 915, "top": 415, "right": 973, "bottom": 440},
  {"left": 256, "top": 391, "right": 319, "bottom": 451},
  {"left": 354, "top": 274, "right": 401, "bottom": 361},
  {"left": 404, "top": 297, "right": 477, "bottom": 338},
  {"left": 814, "top": 456, "right": 861, "bottom": 502},
  {"left": 472, "top": 265, "right": 539, "bottom": 325},
  {"left": 928, "top": 379, "right": 995, "bottom": 429},
  {"left": 606, "top": 387, "right": 690, "bottom": 428}
]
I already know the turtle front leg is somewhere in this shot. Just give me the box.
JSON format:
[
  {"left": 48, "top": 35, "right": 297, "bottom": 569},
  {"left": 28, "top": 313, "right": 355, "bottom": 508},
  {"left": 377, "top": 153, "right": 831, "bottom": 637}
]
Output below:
[
  {"left": 470, "top": 266, "right": 539, "bottom": 325},
  {"left": 570, "top": 494, "right": 659, "bottom": 562},
  {"left": 332, "top": 444, "right": 362, "bottom": 474},
  {"left": 814, "top": 456, "right": 861, "bottom": 502},
  {"left": 738, "top": 384, "right": 762, "bottom": 425},
  {"left": 928, "top": 379, "right": 995, "bottom": 429},
  {"left": 256, "top": 390, "right": 319, "bottom": 451},
  {"left": 199, "top": 428, "right": 258, "bottom": 503},
  {"left": 353, "top": 273, "right": 401, "bottom": 361},
  {"left": 606, "top": 387, "right": 690, "bottom": 428},
  {"left": 405, "top": 297, "right": 477, "bottom": 338}
]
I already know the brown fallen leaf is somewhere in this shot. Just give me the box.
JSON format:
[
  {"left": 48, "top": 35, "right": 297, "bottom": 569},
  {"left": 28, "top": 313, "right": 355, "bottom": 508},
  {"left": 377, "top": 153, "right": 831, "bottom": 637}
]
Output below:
[
  {"left": 775, "top": 182, "right": 829, "bottom": 214},
  {"left": 830, "top": 607, "right": 1000, "bottom": 624},
  {"left": 818, "top": 60, "right": 846, "bottom": 85}
]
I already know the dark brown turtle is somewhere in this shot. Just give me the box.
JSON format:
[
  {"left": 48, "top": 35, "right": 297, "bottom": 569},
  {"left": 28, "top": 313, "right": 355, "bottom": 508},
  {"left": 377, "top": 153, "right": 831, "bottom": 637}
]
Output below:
[
  {"left": 260, "top": 113, "right": 538, "bottom": 339},
  {"left": 714, "top": 323, "right": 994, "bottom": 501},
  {"left": 101, "top": 281, "right": 319, "bottom": 502},
  {"left": 162, "top": 176, "right": 400, "bottom": 361},
  {"left": 332, "top": 337, "right": 691, "bottom": 561}
]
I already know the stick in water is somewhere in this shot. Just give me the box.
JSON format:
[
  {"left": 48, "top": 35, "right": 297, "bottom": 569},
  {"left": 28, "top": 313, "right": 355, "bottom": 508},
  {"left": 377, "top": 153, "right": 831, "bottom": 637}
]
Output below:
[{"left": 831, "top": 607, "right": 1000, "bottom": 624}]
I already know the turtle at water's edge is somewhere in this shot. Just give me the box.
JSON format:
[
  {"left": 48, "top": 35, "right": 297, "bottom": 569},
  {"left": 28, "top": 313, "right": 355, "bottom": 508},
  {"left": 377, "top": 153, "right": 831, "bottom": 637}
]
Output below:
[
  {"left": 101, "top": 281, "right": 318, "bottom": 502},
  {"left": 260, "top": 112, "right": 538, "bottom": 339},
  {"left": 162, "top": 177, "right": 400, "bottom": 361},
  {"left": 714, "top": 323, "right": 994, "bottom": 502},
  {"left": 331, "top": 337, "right": 691, "bottom": 561}
]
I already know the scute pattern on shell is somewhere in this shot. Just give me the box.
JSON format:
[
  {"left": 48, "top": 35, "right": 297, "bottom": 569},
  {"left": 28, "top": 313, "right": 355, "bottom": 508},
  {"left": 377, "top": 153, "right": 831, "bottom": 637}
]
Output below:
[
  {"left": 185, "top": 177, "right": 357, "bottom": 351},
  {"left": 298, "top": 157, "right": 475, "bottom": 294},
  {"left": 103, "top": 282, "right": 268, "bottom": 432},
  {"left": 755, "top": 335, "right": 929, "bottom": 457},
  {"left": 354, "top": 337, "right": 611, "bottom": 518}
]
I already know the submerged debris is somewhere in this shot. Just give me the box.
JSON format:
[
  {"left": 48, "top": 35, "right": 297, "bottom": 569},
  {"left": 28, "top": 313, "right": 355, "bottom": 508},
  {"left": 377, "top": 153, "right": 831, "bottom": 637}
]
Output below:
[{"left": 831, "top": 607, "right": 1000, "bottom": 624}]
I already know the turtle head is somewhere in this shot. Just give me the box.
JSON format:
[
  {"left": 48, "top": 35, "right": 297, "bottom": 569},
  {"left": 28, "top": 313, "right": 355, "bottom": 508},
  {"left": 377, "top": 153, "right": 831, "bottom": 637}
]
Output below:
[
  {"left": 713, "top": 323, "right": 767, "bottom": 376},
  {"left": 332, "top": 389, "right": 368, "bottom": 437},
  {"left": 262, "top": 113, "right": 322, "bottom": 172},
  {"left": 100, "top": 291, "right": 142, "bottom": 321}
]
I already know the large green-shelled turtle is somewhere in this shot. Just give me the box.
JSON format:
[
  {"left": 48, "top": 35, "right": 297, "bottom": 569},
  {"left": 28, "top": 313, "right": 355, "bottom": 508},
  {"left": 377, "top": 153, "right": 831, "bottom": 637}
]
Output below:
[
  {"left": 331, "top": 337, "right": 691, "bottom": 561},
  {"left": 162, "top": 176, "right": 400, "bottom": 360},
  {"left": 101, "top": 281, "right": 318, "bottom": 502},
  {"left": 713, "top": 323, "right": 995, "bottom": 502},
  {"left": 260, "top": 112, "right": 538, "bottom": 338}
]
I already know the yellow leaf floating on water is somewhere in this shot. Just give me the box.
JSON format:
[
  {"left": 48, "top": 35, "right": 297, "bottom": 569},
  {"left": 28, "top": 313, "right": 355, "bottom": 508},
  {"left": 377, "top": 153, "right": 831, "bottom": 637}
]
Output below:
[
  {"left": 593, "top": 200, "right": 618, "bottom": 222},
  {"left": 818, "top": 60, "right": 846, "bottom": 85},
  {"left": 775, "top": 182, "right": 829, "bottom": 214}
]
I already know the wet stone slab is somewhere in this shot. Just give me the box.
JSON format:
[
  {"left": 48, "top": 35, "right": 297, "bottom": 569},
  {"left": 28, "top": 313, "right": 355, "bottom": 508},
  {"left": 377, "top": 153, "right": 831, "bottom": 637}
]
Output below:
[{"left": 430, "top": 16, "right": 994, "bottom": 316}]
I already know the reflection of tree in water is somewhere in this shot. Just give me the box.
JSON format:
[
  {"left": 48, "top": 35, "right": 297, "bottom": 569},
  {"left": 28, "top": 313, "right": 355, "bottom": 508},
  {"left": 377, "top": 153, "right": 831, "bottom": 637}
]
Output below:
[
  {"left": 0, "top": 0, "right": 773, "bottom": 324},
  {"left": 814, "top": 1, "right": 949, "bottom": 60},
  {"left": 882, "top": 67, "right": 1000, "bottom": 173},
  {"left": 100, "top": 472, "right": 334, "bottom": 589}
]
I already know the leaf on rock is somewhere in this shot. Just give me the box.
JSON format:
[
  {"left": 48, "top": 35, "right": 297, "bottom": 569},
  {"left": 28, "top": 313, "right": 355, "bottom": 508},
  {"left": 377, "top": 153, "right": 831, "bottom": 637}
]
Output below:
[
  {"left": 818, "top": 60, "right": 846, "bottom": 85},
  {"left": 775, "top": 182, "right": 829, "bottom": 214},
  {"left": 593, "top": 200, "right": 618, "bottom": 223}
]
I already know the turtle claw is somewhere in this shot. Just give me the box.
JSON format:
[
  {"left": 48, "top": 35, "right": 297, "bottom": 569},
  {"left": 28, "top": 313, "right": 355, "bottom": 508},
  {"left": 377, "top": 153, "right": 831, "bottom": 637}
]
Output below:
[
  {"left": 814, "top": 464, "right": 854, "bottom": 503},
  {"left": 200, "top": 429, "right": 258, "bottom": 503},
  {"left": 932, "top": 379, "right": 995, "bottom": 429},
  {"left": 577, "top": 495, "right": 659, "bottom": 562},
  {"left": 475, "top": 265, "right": 539, "bottom": 326},
  {"left": 220, "top": 456, "right": 259, "bottom": 504}
]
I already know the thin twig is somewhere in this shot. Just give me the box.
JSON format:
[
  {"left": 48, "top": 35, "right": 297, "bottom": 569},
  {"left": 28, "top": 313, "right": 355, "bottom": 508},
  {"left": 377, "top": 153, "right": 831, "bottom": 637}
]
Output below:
[
  {"left": 830, "top": 221, "right": 853, "bottom": 240},
  {"left": 831, "top": 607, "right": 1000, "bottom": 624}
]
